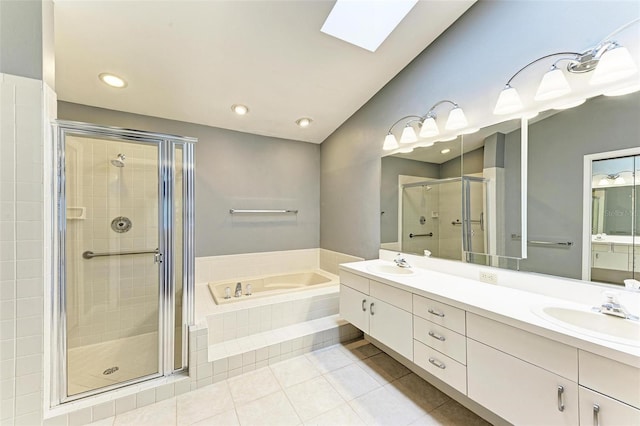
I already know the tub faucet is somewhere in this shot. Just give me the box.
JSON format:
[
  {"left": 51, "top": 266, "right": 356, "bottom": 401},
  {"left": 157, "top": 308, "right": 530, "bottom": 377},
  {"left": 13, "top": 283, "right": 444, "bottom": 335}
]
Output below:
[
  {"left": 596, "top": 291, "right": 639, "bottom": 321},
  {"left": 394, "top": 254, "right": 411, "bottom": 268},
  {"left": 234, "top": 282, "right": 242, "bottom": 298}
]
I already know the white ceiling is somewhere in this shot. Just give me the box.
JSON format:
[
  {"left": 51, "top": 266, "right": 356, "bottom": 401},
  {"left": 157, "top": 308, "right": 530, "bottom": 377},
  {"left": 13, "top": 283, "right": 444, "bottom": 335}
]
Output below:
[{"left": 53, "top": 0, "right": 475, "bottom": 144}]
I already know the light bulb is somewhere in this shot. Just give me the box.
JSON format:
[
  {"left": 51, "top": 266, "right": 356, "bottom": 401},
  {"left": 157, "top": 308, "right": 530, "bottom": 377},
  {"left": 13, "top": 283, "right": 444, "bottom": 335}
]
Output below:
[
  {"left": 445, "top": 106, "right": 468, "bottom": 130},
  {"left": 296, "top": 117, "right": 313, "bottom": 128},
  {"left": 419, "top": 116, "right": 439, "bottom": 138},
  {"left": 99, "top": 73, "right": 127, "bottom": 88},
  {"left": 591, "top": 45, "right": 638, "bottom": 85},
  {"left": 400, "top": 124, "right": 418, "bottom": 144},
  {"left": 534, "top": 66, "right": 571, "bottom": 101},
  {"left": 494, "top": 85, "right": 523, "bottom": 115},
  {"left": 232, "top": 104, "right": 249, "bottom": 115},
  {"left": 383, "top": 133, "right": 399, "bottom": 151}
]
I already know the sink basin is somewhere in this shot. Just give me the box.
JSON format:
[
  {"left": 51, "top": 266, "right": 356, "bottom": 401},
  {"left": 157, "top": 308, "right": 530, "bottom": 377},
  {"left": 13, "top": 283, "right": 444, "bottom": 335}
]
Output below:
[
  {"left": 534, "top": 306, "right": 640, "bottom": 347},
  {"left": 366, "top": 263, "right": 417, "bottom": 276}
]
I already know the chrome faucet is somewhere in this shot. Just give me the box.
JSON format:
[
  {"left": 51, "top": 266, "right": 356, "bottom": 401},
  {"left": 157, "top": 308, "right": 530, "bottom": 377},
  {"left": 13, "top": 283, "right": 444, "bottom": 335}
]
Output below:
[
  {"left": 234, "top": 282, "right": 242, "bottom": 298},
  {"left": 596, "top": 292, "right": 639, "bottom": 321},
  {"left": 394, "top": 254, "right": 411, "bottom": 268}
]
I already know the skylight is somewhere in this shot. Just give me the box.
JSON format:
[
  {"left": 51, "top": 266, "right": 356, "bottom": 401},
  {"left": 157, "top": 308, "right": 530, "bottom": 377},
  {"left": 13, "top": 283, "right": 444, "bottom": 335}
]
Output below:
[{"left": 321, "top": 0, "right": 418, "bottom": 52}]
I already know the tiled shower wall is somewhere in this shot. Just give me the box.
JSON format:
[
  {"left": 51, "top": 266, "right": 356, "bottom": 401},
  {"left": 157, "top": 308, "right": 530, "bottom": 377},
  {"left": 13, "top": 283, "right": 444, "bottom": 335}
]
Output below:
[
  {"left": 65, "top": 137, "right": 160, "bottom": 348},
  {"left": 0, "top": 74, "right": 49, "bottom": 425}
]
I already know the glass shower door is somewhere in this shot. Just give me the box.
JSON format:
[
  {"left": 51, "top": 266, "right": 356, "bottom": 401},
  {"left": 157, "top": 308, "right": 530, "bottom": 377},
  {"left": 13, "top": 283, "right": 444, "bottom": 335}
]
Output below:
[{"left": 63, "top": 133, "right": 162, "bottom": 398}]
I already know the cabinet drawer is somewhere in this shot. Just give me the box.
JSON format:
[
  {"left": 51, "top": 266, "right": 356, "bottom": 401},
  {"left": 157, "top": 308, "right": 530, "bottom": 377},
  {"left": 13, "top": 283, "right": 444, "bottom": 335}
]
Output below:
[
  {"left": 579, "top": 386, "right": 640, "bottom": 426},
  {"left": 413, "top": 295, "right": 465, "bottom": 334},
  {"left": 414, "top": 340, "right": 466, "bottom": 395},
  {"left": 340, "top": 270, "right": 369, "bottom": 294},
  {"left": 579, "top": 351, "right": 640, "bottom": 409},
  {"left": 414, "top": 316, "right": 466, "bottom": 365},
  {"left": 370, "top": 280, "right": 411, "bottom": 312},
  {"left": 467, "top": 313, "right": 577, "bottom": 381}
]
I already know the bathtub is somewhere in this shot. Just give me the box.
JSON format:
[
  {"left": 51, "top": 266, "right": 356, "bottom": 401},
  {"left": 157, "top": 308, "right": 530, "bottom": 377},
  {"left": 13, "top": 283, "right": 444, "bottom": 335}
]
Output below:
[{"left": 208, "top": 269, "right": 338, "bottom": 305}]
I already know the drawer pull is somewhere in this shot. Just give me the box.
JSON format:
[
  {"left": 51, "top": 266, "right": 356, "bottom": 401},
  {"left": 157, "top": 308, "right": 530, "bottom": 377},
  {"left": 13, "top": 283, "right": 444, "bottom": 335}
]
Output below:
[
  {"left": 593, "top": 404, "right": 600, "bottom": 426},
  {"left": 428, "top": 331, "right": 446, "bottom": 341},
  {"left": 427, "top": 308, "right": 445, "bottom": 318},
  {"left": 361, "top": 299, "right": 367, "bottom": 312},
  {"left": 428, "top": 357, "right": 446, "bottom": 369},
  {"left": 370, "top": 302, "right": 375, "bottom": 315},
  {"left": 557, "top": 385, "right": 565, "bottom": 412}
]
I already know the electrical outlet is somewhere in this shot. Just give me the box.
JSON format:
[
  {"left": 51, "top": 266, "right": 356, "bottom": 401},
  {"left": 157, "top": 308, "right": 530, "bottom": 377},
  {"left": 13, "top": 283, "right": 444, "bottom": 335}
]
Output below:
[{"left": 479, "top": 270, "right": 498, "bottom": 284}]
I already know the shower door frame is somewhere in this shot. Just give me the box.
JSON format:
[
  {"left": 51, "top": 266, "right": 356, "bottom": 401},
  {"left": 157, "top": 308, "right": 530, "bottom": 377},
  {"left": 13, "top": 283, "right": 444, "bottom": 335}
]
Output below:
[{"left": 51, "top": 120, "right": 195, "bottom": 405}]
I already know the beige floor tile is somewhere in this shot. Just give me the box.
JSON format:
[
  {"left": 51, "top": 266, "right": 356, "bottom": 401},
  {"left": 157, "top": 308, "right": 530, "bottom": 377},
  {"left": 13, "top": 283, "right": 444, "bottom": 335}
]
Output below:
[
  {"left": 190, "top": 408, "right": 239, "bottom": 426},
  {"left": 227, "top": 366, "right": 281, "bottom": 405},
  {"left": 113, "top": 397, "right": 176, "bottom": 426},
  {"left": 270, "top": 355, "right": 321, "bottom": 388},
  {"left": 410, "top": 400, "right": 493, "bottom": 426},
  {"left": 176, "top": 381, "right": 234, "bottom": 426},
  {"left": 339, "top": 341, "right": 381, "bottom": 361},
  {"left": 358, "top": 352, "right": 411, "bottom": 385},
  {"left": 285, "top": 376, "right": 345, "bottom": 421},
  {"left": 303, "top": 403, "right": 365, "bottom": 426},
  {"left": 349, "top": 386, "right": 425, "bottom": 426},
  {"left": 305, "top": 346, "right": 353, "bottom": 374},
  {"left": 235, "top": 391, "right": 301, "bottom": 426},
  {"left": 323, "top": 363, "right": 381, "bottom": 401},
  {"left": 384, "top": 373, "right": 450, "bottom": 413}
]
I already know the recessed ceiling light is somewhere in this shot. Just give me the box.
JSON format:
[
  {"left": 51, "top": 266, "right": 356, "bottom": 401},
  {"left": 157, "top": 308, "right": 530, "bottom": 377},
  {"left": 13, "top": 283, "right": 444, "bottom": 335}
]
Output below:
[
  {"left": 232, "top": 104, "right": 249, "bottom": 115},
  {"left": 321, "top": 0, "right": 418, "bottom": 52},
  {"left": 99, "top": 73, "right": 127, "bottom": 88},
  {"left": 441, "top": 148, "right": 451, "bottom": 154},
  {"left": 296, "top": 117, "right": 313, "bottom": 128}
]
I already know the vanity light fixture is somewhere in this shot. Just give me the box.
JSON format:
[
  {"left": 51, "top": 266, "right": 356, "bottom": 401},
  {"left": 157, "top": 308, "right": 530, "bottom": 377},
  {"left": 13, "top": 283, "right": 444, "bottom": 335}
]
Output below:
[
  {"left": 99, "top": 73, "right": 127, "bottom": 88},
  {"left": 296, "top": 117, "right": 313, "bottom": 128},
  {"left": 419, "top": 100, "right": 468, "bottom": 138},
  {"left": 494, "top": 18, "right": 640, "bottom": 115},
  {"left": 231, "top": 104, "right": 249, "bottom": 115},
  {"left": 382, "top": 115, "right": 422, "bottom": 150}
]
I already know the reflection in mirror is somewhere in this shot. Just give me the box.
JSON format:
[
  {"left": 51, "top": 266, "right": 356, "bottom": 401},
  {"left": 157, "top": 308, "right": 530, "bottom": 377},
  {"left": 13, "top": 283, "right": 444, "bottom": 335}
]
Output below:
[
  {"left": 589, "top": 153, "right": 639, "bottom": 285},
  {"left": 381, "top": 121, "right": 525, "bottom": 265},
  {"left": 524, "top": 92, "right": 640, "bottom": 286}
]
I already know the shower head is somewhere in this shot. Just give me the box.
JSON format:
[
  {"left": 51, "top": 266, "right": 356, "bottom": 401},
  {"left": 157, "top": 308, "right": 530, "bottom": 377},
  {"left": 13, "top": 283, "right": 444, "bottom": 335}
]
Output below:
[
  {"left": 111, "top": 153, "right": 126, "bottom": 168},
  {"left": 423, "top": 185, "right": 432, "bottom": 191}
]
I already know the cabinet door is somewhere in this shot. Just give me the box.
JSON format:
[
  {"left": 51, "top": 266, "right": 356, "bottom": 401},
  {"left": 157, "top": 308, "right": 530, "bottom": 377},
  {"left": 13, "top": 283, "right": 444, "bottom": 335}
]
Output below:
[
  {"left": 579, "top": 387, "right": 640, "bottom": 426},
  {"left": 339, "top": 284, "right": 369, "bottom": 332},
  {"left": 369, "top": 297, "right": 413, "bottom": 360},
  {"left": 468, "top": 339, "right": 578, "bottom": 426}
]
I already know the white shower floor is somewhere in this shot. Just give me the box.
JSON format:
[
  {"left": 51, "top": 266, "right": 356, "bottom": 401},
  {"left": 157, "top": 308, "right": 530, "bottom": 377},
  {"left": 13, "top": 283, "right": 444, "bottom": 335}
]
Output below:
[{"left": 67, "top": 332, "right": 159, "bottom": 396}]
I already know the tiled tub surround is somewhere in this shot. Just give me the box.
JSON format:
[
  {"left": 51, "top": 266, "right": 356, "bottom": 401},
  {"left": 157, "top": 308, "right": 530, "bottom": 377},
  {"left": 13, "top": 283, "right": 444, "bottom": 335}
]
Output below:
[{"left": 192, "top": 249, "right": 364, "bottom": 387}]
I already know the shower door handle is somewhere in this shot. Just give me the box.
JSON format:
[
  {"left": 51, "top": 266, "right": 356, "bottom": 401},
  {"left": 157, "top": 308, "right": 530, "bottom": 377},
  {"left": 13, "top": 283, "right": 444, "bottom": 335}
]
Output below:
[
  {"left": 154, "top": 253, "right": 163, "bottom": 264},
  {"left": 480, "top": 212, "right": 484, "bottom": 231}
]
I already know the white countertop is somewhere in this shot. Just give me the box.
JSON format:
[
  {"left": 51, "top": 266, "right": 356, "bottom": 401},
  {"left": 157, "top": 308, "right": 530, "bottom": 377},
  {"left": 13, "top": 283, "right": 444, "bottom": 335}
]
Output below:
[
  {"left": 592, "top": 235, "right": 640, "bottom": 245},
  {"left": 340, "top": 259, "right": 640, "bottom": 368}
]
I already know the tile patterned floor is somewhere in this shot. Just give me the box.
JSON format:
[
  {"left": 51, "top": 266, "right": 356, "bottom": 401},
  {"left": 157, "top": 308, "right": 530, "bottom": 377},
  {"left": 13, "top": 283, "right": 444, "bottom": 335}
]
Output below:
[{"left": 91, "top": 340, "right": 492, "bottom": 426}]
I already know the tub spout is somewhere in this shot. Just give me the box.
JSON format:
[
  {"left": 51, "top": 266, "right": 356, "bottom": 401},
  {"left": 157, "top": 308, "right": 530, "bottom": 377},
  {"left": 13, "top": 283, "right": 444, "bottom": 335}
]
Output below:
[{"left": 234, "top": 282, "right": 242, "bottom": 298}]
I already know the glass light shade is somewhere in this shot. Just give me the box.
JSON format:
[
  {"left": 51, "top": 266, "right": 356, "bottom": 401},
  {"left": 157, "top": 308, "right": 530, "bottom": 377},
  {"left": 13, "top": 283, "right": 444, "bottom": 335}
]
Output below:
[
  {"left": 604, "top": 83, "right": 640, "bottom": 96},
  {"left": 383, "top": 133, "right": 399, "bottom": 151},
  {"left": 598, "top": 177, "right": 609, "bottom": 186},
  {"left": 419, "top": 116, "right": 439, "bottom": 138},
  {"left": 445, "top": 106, "right": 468, "bottom": 130},
  {"left": 534, "top": 67, "right": 571, "bottom": 101},
  {"left": 493, "top": 85, "right": 523, "bottom": 115},
  {"left": 400, "top": 125, "right": 418, "bottom": 144},
  {"left": 590, "top": 46, "right": 638, "bottom": 85},
  {"left": 613, "top": 175, "right": 626, "bottom": 185}
]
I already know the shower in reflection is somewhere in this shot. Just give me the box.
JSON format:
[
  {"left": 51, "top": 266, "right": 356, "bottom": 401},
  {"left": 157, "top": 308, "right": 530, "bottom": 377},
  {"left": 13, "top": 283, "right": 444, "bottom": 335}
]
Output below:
[{"left": 110, "top": 153, "right": 126, "bottom": 167}]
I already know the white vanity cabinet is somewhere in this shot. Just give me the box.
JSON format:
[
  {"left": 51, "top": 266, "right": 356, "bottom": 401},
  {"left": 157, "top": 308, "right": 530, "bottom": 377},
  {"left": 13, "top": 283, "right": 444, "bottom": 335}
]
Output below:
[
  {"left": 467, "top": 314, "right": 579, "bottom": 425},
  {"left": 339, "top": 271, "right": 413, "bottom": 359},
  {"left": 412, "top": 295, "right": 467, "bottom": 394},
  {"left": 577, "top": 351, "right": 640, "bottom": 425}
]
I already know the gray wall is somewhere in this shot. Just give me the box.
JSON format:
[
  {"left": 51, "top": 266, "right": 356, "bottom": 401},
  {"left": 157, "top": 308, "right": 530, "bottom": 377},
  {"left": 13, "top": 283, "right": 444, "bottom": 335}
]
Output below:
[
  {"left": 319, "top": 1, "right": 639, "bottom": 260},
  {"left": 0, "top": 0, "right": 43, "bottom": 80},
  {"left": 514, "top": 93, "right": 640, "bottom": 279},
  {"left": 58, "top": 102, "right": 320, "bottom": 257}
]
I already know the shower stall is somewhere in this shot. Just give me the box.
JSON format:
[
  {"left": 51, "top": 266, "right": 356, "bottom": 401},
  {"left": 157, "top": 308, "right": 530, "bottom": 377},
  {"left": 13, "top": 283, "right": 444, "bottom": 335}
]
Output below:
[
  {"left": 401, "top": 176, "right": 488, "bottom": 260},
  {"left": 51, "top": 121, "right": 195, "bottom": 404}
]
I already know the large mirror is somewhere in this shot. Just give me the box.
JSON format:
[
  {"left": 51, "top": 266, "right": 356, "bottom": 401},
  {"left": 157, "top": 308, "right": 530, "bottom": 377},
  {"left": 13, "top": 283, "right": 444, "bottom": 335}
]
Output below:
[
  {"left": 523, "top": 92, "right": 640, "bottom": 286},
  {"left": 380, "top": 120, "right": 525, "bottom": 264}
]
